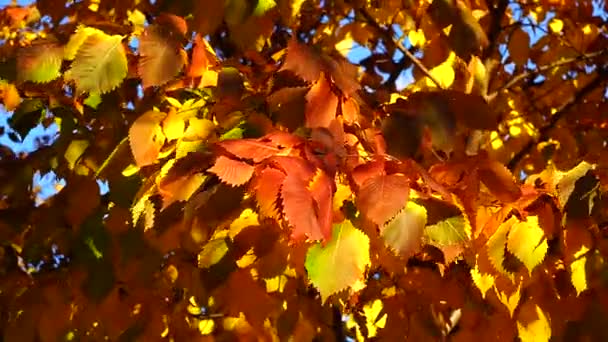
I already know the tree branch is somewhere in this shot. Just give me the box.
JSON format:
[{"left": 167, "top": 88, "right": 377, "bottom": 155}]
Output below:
[
  {"left": 488, "top": 49, "right": 607, "bottom": 101},
  {"left": 507, "top": 68, "right": 608, "bottom": 171},
  {"left": 357, "top": 7, "right": 443, "bottom": 89},
  {"left": 482, "top": 0, "right": 509, "bottom": 61}
]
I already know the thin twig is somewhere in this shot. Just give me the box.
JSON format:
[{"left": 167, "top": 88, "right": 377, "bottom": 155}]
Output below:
[
  {"left": 357, "top": 7, "right": 444, "bottom": 89},
  {"left": 507, "top": 68, "right": 608, "bottom": 171},
  {"left": 488, "top": 49, "right": 607, "bottom": 101}
]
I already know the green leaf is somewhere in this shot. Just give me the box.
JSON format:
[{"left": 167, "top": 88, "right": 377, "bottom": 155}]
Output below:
[
  {"left": 425, "top": 215, "right": 469, "bottom": 245},
  {"left": 305, "top": 220, "right": 370, "bottom": 301},
  {"left": 506, "top": 216, "right": 548, "bottom": 274},
  {"left": 65, "top": 31, "right": 128, "bottom": 94},
  {"left": 17, "top": 42, "right": 62, "bottom": 83},
  {"left": 381, "top": 201, "right": 427, "bottom": 256}
]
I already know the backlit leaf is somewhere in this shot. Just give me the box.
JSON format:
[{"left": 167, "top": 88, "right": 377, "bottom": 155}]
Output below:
[
  {"left": 281, "top": 173, "right": 327, "bottom": 241},
  {"left": 254, "top": 167, "right": 285, "bottom": 219},
  {"left": 478, "top": 160, "right": 522, "bottom": 203},
  {"left": 138, "top": 25, "right": 186, "bottom": 88},
  {"left": 17, "top": 42, "right": 62, "bottom": 83},
  {"left": 508, "top": 28, "right": 530, "bottom": 66},
  {"left": 305, "top": 73, "right": 338, "bottom": 128},
  {"left": 506, "top": 216, "right": 548, "bottom": 274},
  {"left": 65, "top": 31, "right": 128, "bottom": 94},
  {"left": 305, "top": 219, "right": 370, "bottom": 301},
  {"left": 64, "top": 26, "right": 104, "bottom": 60},
  {"left": 471, "top": 264, "right": 494, "bottom": 298},
  {"left": 129, "top": 110, "right": 166, "bottom": 167},
  {"left": 487, "top": 216, "right": 515, "bottom": 277},
  {"left": 218, "top": 138, "right": 283, "bottom": 162},
  {"left": 357, "top": 174, "right": 410, "bottom": 226},
  {"left": 381, "top": 201, "right": 427, "bottom": 256},
  {"left": 570, "top": 249, "right": 588, "bottom": 296},
  {"left": 425, "top": 215, "right": 468, "bottom": 245},
  {"left": 208, "top": 156, "right": 255, "bottom": 186},
  {"left": 517, "top": 305, "right": 551, "bottom": 342}
]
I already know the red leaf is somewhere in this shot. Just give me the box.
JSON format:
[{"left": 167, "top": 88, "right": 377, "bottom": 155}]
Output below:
[
  {"left": 357, "top": 174, "right": 410, "bottom": 226},
  {"left": 478, "top": 160, "right": 522, "bottom": 203},
  {"left": 254, "top": 167, "right": 286, "bottom": 219},
  {"left": 351, "top": 159, "right": 386, "bottom": 188},
  {"left": 208, "top": 156, "right": 254, "bottom": 186},
  {"left": 305, "top": 73, "right": 339, "bottom": 128},
  {"left": 217, "top": 138, "right": 283, "bottom": 163},
  {"left": 281, "top": 173, "right": 324, "bottom": 241},
  {"left": 308, "top": 169, "right": 334, "bottom": 240},
  {"left": 263, "top": 131, "right": 303, "bottom": 148},
  {"left": 268, "top": 156, "right": 316, "bottom": 183}
]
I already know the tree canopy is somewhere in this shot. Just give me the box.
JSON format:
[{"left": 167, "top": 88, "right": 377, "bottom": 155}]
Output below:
[{"left": 1, "top": 0, "right": 608, "bottom": 340}]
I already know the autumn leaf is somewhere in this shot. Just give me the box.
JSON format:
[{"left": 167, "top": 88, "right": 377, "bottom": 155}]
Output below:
[
  {"left": 188, "top": 34, "right": 216, "bottom": 78},
  {"left": 218, "top": 138, "right": 283, "bottom": 163},
  {"left": 517, "top": 305, "right": 551, "bottom": 342},
  {"left": 17, "top": 41, "right": 62, "bottom": 83},
  {"left": 506, "top": 216, "right": 548, "bottom": 274},
  {"left": 305, "top": 219, "right": 370, "bottom": 301},
  {"left": 305, "top": 73, "right": 339, "bottom": 128},
  {"left": 129, "top": 110, "right": 166, "bottom": 167},
  {"left": 253, "top": 167, "right": 285, "bottom": 219},
  {"left": 138, "top": 25, "right": 187, "bottom": 88},
  {"left": 65, "top": 30, "right": 127, "bottom": 94},
  {"left": 281, "top": 173, "right": 328, "bottom": 241},
  {"left": 478, "top": 160, "right": 522, "bottom": 203},
  {"left": 357, "top": 173, "right": 410, "bottom": 226},
  {"left": 381, "top": 201, "right": 427, "bottom": 256},
  {"left": 208, "top": 155, "right": 255, "bottom": 186}
]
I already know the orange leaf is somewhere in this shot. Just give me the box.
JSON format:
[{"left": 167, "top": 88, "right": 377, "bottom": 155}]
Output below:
[
  {"left": 187, "top": 34, "right": 216, "bottom": 78},
  {"left": 129, "top": 110, "right": 166, "bottom": 167},
  {"left": 357, "top": 174, "right": 410, "bottom": 226},
  {"left": 208, "top": 156, "right": 254, "bottom": 186},
  {"left": 305, "top": 73, "right": 339, "bottom": 128},
  {"left": 351, "top": 159, "right": 386, "bottom": 188},
  {"left": 308, "top": 169, "right": 334, "bottom": 239},
  {"left": 478, "top": 160, "right": 522, "bottom": 203},
  {"left": 341, "top": 96, "right": 360, "bottom": 124},
  {"left": 254, "top": 167, "right": 286, "bottom": 219},
  {"left": 281, "top": 173, "right": 327, "bottom": 241},
  {"left": 281, "top": 38, "right": 324, "bottom": 83},
  {"left": 218, "top": 138, "right": 283, "bottom": 163}
]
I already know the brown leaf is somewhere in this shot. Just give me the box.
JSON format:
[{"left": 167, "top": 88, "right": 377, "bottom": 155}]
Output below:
[
  {"left": 478, "top": 160, "right": 522, "bottom": 203},
  {"left": 194, "top": 0, "right": 224, "bottom": 36},
  {"left": 138, "top": 25, "right": 187, "bottom": 88},
  {"left": 305, "top": 73, "right": 338, "bottom": 128},
  {"left": 281, "top": 38, "right": 325, "bottom": 83},
  {"left": 508, "top": 28, "right": 530, "bottom": 67},
  {"left": 129, "top": 110, "right": 166, "bottom": 167},
  {"left": 218, "top": 138, "right": 283, "bottom": 163}
]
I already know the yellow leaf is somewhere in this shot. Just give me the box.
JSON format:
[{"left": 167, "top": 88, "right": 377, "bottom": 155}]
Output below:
[
  {"left": 570, "top": 246, "right": 589, "bottom": 295},
  {"left": 335, "top": 33, "right": 354, "bottom": 57},
  {"left": 487, "top": 216, "right": 515, "bottom": 278},
  {"left": 517, "top": 306, "right": 551, "bottom": 342},
  {"left": 495, "top": 283, "right": 521, "bottom": 317},
  {"left": 363, "top": 299, "right": 387, "bottom": 338},
  {"left": 333, "top": 183, "right": 352, "bottom": 211},
  {"left": 426, "top": 52, "right": 455, "bottom": 88},
  {"left": 229, "top": 208, "right": 259, "bottom": 238},
  {"left": 162, "top": 110, "right": 185, "bottom": 141},
  {"left": 408, "top": 29, "right": 426, "bottom": 47},
  {"left": 549, "top": 18, "right": 563, "bottom": 33},
  {"left": 471, "top": 264, "right": 494, "bottom": 298},
  {"left": 305, "top": 220, "right": 370, "bottom": 301},
  {"left": 198, "top": 319, "right": 215, "bottom": 335},
  {"left": 507, "top": 216, "right": 548, "bottom": 274}
]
